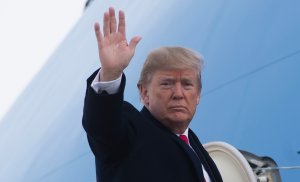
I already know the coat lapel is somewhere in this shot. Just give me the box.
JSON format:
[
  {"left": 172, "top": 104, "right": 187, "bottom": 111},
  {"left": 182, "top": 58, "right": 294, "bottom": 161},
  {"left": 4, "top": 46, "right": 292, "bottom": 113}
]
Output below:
[
  {"left": 189, "top": 132, "right": 217, "bottom": 182},
  {"left": 170, "top": 134, "right": 206, "bottom": 182}
]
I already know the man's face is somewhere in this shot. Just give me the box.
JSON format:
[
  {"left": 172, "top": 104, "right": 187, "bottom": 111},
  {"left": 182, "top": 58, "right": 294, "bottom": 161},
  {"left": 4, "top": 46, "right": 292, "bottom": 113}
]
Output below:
[{"left": 140, "top": 69, "right": 201, "bottom": 133}]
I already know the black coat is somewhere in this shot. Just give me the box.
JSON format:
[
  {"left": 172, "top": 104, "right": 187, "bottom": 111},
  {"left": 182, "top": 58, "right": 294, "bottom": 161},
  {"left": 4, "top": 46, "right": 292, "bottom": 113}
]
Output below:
[{"left": 82, "top": 71, "right": 223, "bottom": 182}]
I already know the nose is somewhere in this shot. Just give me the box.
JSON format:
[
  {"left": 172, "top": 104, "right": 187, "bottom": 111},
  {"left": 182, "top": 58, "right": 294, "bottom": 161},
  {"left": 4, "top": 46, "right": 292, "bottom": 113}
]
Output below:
[{"left": 172, "top": 83, "right": 184, "bottom": 99}]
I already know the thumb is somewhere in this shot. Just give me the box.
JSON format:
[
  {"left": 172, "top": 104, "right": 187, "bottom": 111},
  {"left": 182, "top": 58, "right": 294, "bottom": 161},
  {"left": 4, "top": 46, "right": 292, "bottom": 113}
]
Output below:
[{"left": 128, "top": 36, "right": 142, "bottom": 51}]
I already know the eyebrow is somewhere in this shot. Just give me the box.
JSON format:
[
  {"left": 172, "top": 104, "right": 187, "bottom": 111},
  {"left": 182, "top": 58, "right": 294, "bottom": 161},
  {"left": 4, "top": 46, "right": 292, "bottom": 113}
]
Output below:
[{"left": 159, "top": 76, "right": 196, "bottom": 82}]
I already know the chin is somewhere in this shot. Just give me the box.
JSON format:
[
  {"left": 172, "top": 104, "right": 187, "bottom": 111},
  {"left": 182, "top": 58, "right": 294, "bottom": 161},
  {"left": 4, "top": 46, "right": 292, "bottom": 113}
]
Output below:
[{"left": 169, "top": 115, "right": 190, "bottom": 124}]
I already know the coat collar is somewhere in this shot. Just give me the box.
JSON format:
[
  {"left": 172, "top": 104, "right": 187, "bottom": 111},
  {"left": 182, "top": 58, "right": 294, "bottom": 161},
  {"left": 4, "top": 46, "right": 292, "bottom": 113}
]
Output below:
[{"left": 140, "top": 107, "right": 207, "bottom": 182}]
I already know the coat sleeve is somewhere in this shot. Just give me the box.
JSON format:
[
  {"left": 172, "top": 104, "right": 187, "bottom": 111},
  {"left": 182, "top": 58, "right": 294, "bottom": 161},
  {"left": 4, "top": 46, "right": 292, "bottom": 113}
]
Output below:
[{"left": 82, "top": 70, "right": 134, "bottom": 163}]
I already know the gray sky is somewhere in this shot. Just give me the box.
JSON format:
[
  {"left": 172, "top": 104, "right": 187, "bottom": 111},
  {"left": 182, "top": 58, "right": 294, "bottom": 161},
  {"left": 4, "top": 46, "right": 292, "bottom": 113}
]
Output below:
[{"left": 0, "top": 0, "right": 85, "bottom": 120}]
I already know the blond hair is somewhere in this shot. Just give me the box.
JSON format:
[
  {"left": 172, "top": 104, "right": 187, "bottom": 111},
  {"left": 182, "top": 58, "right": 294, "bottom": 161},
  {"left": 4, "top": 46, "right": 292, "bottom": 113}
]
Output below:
[{"left": 137, "top": 46, "right": 203, "bottom": 89}]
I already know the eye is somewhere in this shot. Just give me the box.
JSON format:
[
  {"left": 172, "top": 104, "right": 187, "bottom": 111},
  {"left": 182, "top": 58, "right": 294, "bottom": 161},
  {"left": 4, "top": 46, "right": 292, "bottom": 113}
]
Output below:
[
  {"left": 161, "top": 82, "right": 170, "bottom": 87},
  {"left": 183, "top": 81, "right": 194, "bottom": 89},
  {"left": 160, "top": 80, "right": 173, "bottom": 88}
]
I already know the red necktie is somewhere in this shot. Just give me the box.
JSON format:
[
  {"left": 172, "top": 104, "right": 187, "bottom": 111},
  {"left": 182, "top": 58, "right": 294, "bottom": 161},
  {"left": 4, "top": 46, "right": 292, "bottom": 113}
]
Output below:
[
  {"left": 179, "top": 134, "right": 206, "bottom": 182},
  {"left": 179, "top": 134, "right": 189, "bottom": 145}
]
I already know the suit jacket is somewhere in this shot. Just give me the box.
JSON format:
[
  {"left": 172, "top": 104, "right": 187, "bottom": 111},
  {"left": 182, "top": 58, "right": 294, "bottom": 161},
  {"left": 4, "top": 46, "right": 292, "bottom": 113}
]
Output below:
[{"left": 82, "top": 71, "right": 223, "bottom": 182}]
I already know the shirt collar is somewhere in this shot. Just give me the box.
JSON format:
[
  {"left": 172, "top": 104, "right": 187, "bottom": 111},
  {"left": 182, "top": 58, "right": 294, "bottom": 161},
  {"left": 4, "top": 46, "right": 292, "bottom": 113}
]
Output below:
[{"left": 176, "top": 128, "right": 189, "bottom": 137}]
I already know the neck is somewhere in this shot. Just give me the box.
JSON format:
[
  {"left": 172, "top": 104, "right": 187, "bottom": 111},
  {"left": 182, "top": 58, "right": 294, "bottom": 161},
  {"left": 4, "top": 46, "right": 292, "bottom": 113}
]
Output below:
[{"left": 172, "top": 127, "right": 188, "bottom": 135}]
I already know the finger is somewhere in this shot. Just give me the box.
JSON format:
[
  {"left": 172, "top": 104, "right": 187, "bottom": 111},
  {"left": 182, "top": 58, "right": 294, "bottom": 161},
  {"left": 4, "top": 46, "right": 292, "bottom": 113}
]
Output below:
[
  {"left": 94, "top": 22, "right": 103, "bottom": 43},
  {"left": 118, "top": 10, "right": 126, "bottom": 36},
  {"left": 103, "top": 11, "right": 110, "bottom": 36},
  {"left": 109, "top": 7, "right": 117, "bottom": 33},
  {"left": 129, "top": 36, "right": 142, "bottom": 51}
]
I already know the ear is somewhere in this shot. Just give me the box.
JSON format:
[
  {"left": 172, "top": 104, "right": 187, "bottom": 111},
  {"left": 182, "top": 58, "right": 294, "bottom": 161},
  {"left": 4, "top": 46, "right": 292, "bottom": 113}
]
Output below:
[
  {"left": 139, "top": 85, "right": 149, "bottom": 106},
  {"left": 196, "top": 91, "right": 201, "bottom": 105}
]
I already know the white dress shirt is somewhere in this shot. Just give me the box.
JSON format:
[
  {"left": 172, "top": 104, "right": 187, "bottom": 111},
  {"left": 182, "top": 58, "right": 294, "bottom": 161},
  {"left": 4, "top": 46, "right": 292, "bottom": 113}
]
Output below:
[{"left": 91, "top": 70, "right": 122, "bottom": 94}]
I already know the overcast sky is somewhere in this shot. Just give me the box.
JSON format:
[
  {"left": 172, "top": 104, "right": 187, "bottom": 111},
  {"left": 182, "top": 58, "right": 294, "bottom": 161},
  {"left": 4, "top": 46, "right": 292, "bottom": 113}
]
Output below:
[{"left": 0, "top": 0, "right": 85, "bottom": 120}]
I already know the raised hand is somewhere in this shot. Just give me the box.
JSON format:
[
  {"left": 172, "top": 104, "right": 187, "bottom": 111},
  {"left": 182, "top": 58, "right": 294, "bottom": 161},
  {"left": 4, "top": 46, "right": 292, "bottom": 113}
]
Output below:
[{"left": 95, "top": 7, "right": 142, "bottom": 81}]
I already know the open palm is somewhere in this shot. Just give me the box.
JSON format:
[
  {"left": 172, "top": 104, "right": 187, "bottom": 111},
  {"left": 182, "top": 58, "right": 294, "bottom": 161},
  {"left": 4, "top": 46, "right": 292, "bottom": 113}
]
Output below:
[{"left": 95, "top": 7, "right": 141, "bottom": 81}]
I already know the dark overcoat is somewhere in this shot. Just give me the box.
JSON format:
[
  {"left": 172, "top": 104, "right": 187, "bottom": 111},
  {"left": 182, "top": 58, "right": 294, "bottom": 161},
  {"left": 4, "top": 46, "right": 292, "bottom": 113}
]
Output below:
[{"left": 82, "top": 71, "right": 223, "bottom": 182}]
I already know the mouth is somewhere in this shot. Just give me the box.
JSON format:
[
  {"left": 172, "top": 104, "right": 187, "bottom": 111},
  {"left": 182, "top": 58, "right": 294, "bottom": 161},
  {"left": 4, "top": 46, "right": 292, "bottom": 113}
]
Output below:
[{"left": 169, "top": 106, "right": 187, "bottom": 112}]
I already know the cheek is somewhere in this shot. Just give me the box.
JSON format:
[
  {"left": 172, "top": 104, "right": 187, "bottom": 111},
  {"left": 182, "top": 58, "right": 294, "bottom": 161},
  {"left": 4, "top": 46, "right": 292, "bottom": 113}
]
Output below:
[
  {"left": 148, "top": 92, "right": 169, "bottom": 110},
  {"left": 150, "top": 93, "right": 164, "bottom": 106},
  {"left": 188, "top": 94, "right": 200, "bottom": 111},
  {"left": 151, "top": 89, "right": 167, "bottom": 99}
]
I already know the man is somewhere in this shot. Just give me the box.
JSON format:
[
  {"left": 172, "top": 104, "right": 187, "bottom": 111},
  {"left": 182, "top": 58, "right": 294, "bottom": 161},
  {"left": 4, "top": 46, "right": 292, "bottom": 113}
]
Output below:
[{"left": 82, "top": 7, "right": 223, "bottom": 182}]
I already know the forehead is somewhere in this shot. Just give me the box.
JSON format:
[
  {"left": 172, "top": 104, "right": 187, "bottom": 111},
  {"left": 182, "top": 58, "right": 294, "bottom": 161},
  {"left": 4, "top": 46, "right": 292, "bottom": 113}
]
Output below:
[{"left": 152, "top": 69, "right": 198, "bottom": 79}]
